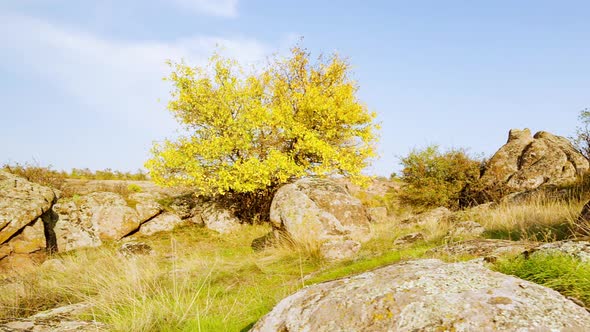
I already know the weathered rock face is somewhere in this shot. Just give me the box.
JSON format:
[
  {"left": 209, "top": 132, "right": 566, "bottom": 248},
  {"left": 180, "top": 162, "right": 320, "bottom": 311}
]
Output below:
[
  {"left": 481, "top": 129, "right": 589, "bottom": 191},
  {"left": 128, "top": 193, "right": 163, "bottom": 223},
  {"left": 252, "top": 259, "right": 590, "bottom": 331},
  {"left": 197, "top": 202, "right": 241, "bottom": 234},
  {"left": 270, "top": 178, "right": 371, "bottom": 246},
  {"left": 0, "top": 171, "right": 57, "bottom": 246},
  {"left": 0, "top": 171, "right": 58, "bottom": 270},
  {"left": 53, "top": 192, "right": 140, "bottom": 252},
  {"left": 138, "top": 212, "right": 184, "bottom": 236}
]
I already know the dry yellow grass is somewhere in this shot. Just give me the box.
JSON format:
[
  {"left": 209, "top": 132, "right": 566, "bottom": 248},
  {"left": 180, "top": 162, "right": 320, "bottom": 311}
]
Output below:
[{"left": 458, "top": 194, "right": 584, "bottom": 242}]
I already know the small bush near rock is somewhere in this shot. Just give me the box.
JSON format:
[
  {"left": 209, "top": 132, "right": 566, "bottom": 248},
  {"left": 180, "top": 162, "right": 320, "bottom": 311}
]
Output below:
[
  {"left": 127, "top": 183, "right": 142, "bottom": 193},
  {"left": 399, "top": 145, "right": 481, "bottom": 210}
]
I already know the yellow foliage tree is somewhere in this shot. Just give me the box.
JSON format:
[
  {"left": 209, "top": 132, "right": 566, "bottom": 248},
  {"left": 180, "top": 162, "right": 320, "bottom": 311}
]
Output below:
[{"left": 146, "top": 47, "right": 378, "bottom": 196}]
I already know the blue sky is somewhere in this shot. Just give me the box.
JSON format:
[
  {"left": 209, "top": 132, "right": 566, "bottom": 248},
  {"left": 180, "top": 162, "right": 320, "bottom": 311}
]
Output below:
[{"left": 1, "top": 1, "right": 588, "bottom": 176}]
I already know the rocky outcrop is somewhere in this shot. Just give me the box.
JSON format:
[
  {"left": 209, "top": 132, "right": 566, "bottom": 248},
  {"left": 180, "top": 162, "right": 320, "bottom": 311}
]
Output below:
[
  {"left": 481, "top": 129, "right": 589, "bottom": 191},
  {"left": 270, "top": 178, "right": 371, "bottom": 260},
  {"left": 0, "top": 171, "right": 58, "bottom": 270},
  {"left": 252, "top": 259, "right": 590, "bottom": 331},
  {"left": 52, "top": 192, "right": 140, "bottom": 252}
]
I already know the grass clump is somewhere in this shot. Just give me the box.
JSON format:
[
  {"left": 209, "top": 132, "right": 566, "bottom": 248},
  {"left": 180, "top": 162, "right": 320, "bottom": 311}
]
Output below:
[
  {"left": 492, "top": 252, "right": 590, "bottom": 307},
  {"left": 458, "top": 194, "right": 582, "bottom": 241}
]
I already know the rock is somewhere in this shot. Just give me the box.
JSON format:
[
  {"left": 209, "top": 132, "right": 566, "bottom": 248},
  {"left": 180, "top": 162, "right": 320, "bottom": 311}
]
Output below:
[
  {"left": 402, "top": 207, "right": 452, "bottom": 226},
  {"left": 0, "top": 302, "right": 107, "bottom": 331},
  {"left": 367, "top": 207, "right": 388, "bottom": 223},
  {"left": 0, "top": 170, "right": 57, "bottom": 245},
  {"left": 200, "top": 202, "right": 241, "bottom": 234},
  {"left": 526, "top": 240, "right": 590, "bottom": 262},
  {"left": 429, "top": 239, "right": 537, "bottom": 261},
  {"left": 251, "top": 259, "right": 590, "bottom": 331},
  {"left": 319, "top": 239, "right": 361, "bottom": 261},
  {"left": 251, "top": 232, "right": 279, "bottom": 251},
  {"left": 481, "top": 129, "right": 589, "bottom": 191},
  {"left": 52, "top": 200, "right": 102, "bottom": 252},
  {"left": 393, "top": 232, "right": 425, "bottom": 245},
  {"left": 0, "top": 217, "right": 47, "bottom": 259},
  {"left": 118, "top": 242, "right": 154, "bottom": 258},
  {"left": 128, "top": 193, "right": 162, "bottom": 223},
  {"left": 448, "top": 220, "right": 486, "bottom": 238},
  {"left": 0, "top": 252, "right": 45, "bottom": 273},
  {"left": 138, "top": 212, "right": 184, "bottom": 236},
  {"left": 53, "top": 192, "right": 140, "bottom": 252},
  {"left": 270, "top": 178, "right": 371, "bottom": 245}
]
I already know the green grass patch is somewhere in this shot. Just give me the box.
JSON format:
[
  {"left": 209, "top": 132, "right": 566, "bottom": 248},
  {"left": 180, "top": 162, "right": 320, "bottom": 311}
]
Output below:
[{"left": 492, "top": 252, "right": 590, "bottom": 307}]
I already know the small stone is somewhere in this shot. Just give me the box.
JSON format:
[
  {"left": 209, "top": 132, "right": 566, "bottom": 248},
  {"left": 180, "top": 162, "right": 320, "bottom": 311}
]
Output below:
[
  {"left": 394, "top": 232, "right": 425, "bottom": 245},
  {"left": 118, "top": 242, "right": 154, "bottom": 258},
  {"left": 320, "top": 239, "right": 361, "bottom": 261}
]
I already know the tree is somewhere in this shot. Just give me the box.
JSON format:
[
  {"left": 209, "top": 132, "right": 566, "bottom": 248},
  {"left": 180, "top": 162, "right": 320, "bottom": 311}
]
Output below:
[
  {"left": 146, "top": 47, "right": 378, "bottom": 201},
  {"left": 572, "top": 108, "right": 590, "bottom": 160},
  {"left": 398, "top": 145, "right": 481, "bottom": 210}
]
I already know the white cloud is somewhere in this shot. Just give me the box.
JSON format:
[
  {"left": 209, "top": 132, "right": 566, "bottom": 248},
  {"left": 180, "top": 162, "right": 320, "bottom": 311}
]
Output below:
[
  {"left": 171, "top": 0, "right": 239, "bottom": 18},
  {"left": 0, "top": 12, "right": 270, "bottom": 133}
]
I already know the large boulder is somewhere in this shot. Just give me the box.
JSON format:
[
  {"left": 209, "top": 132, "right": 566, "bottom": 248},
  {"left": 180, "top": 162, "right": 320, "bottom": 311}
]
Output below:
[
  {"left": 252, "top": 259, "right": 590, "bottom": 331},
  {"left": 53, "top": 192, "right": 140, "bottom": 252},
  {"left": 0, "top": 171, "right": 57, "bottom": 245},
  {"left": 0, "top": 171, "right": 58, "bottom": 270},
  {"left": 270, "top": 178, "right": 371, "bottom": 245},
  {"left": 481, "top": 129, "right": 589, "bottom": 191}
]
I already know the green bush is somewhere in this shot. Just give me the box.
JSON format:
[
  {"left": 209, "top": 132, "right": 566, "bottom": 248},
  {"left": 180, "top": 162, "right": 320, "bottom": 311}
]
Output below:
[
  {"left": 399, "top": 145, "right": 481, "bottom": 210},
  {"left": 127, "top": 183, "right": 143, "bottom": 193},
  {"left": 493, "top": 253, "right": 590, "bottom": 307}
]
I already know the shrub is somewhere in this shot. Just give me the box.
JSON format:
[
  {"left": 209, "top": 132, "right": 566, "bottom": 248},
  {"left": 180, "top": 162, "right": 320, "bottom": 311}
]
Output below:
[
  {"left": 127, "top": 183, "right": 143, "bottom": 193},
  {"left": 2, "top": 162, "right": 67, "bottom": 190},
  {"left": 398, "top": 145, "right": 481, "bottom": 210}
]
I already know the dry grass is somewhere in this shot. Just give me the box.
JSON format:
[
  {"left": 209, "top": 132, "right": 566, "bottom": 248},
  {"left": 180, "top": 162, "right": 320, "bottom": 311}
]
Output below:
[
  {"left": 0, "top": 217, "right": 447, "bottom": 331},
  {"left": 457, "top": 194, "right": 584, "bottom": 242}
]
